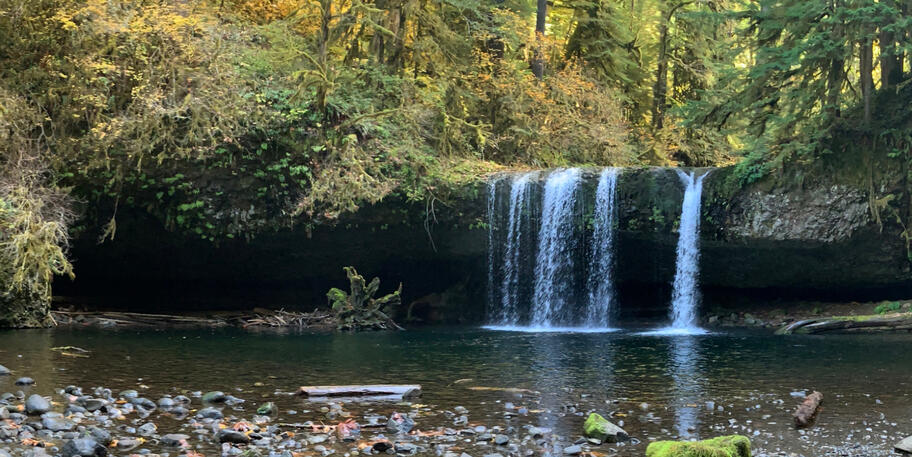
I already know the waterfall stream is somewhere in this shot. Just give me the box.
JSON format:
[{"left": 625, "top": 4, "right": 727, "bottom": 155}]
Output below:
[
  {"left": 530, "top": 168, "right": 582, "bottom": 327},
  {"left": 585, "top": 168, "right": 619, "bottom": 328}
]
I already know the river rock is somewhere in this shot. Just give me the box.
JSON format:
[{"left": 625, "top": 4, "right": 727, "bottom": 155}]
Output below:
[
  {"left": 218, "top": 430, "right": 251, "bottom": 444},
  {"left": 257, "top": 402, "right": 276, "bottom": 416},
  {"left": 88, "top": 427, "right": 112, "bottom": 446},
  {"left": 583, "top": 413, "right": 628, "bottom": 443},
  {"left": 645, "top": 435, "right": 750, "bottom": 457},
  {"left": 197, "top": 407, "right": 223, "bottom": 419},
  {"left": 62, "top": 438, "right": 107, "bottom": 457},
  {"left": 137, "top": 422, "right": 157, "bottom": 436},
  {"left": 157, "top": 398, "right": 175, "bottom": 408},
  {"left": 161, "top": 433, "right": 190, "bottom": 447},
  {"left": 0, "top": 365, "right": 9, "bottom": 376},
  {"left": 202, "top": 391, "right": 227, "bottom": 403},
  {"left": 563, "top": 445, "right": 582, "bottom": 455},
  {"left": 131, "top": 397, "right": 157, "bottom": 410},
  {"left": 493, "top": 435, "right": 509, "bottom": 445},
  {"left": 42, "top": 417, "right": 75, "bottom": 432},
  {"left": 26, "top": 395, "right": 50, "bottom": 415},
  {"left": 15, "top": 377, "right": 35, "bottom": 386},
  {"left": 118, "top": 390, "right": 138, "bottom": 400},
  {"left": 896, "top": 436, "right": 912, "bottom": 453},
  {"left": 386, "top": 412, "right": 415, "bottom": 434},
  {"left": 83, "top": 399, "right": 106, "bottom": 412}
]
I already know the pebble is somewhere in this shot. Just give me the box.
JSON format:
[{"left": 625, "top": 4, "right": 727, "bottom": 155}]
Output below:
[
  {"left": 0, "top": 365, "right": 9, "bottom": 376},
  {"left": 15, "top": 377, "right": 35, "bottom": 386},
  {"left": 563, "top": 445, "right": 582, "bottom": 455},
  {"left": 493, "top": 435, "right": 509, "bottom": 445},
  {"left": 25, "top": 394, "right": 51, "bottom": 415}
]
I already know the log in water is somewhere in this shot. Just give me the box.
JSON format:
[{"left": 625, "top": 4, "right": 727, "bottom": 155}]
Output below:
[{"left": 297, "top": 385, "right": 422, "bottom": 400}]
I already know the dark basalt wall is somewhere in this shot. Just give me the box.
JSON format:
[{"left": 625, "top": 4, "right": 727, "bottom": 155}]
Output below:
[{"left": 55, "top": 159, "right": 912, "bottom": 323}]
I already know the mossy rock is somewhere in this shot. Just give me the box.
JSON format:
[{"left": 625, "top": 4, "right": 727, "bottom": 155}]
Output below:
[
  {"left": 583, "top": 412, "right": 628, "bottom": 443},
  {"left": 645, "top": 435, "right": 751, "bottom": 457}
]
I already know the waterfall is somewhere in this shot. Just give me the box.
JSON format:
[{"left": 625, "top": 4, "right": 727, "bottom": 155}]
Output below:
[
  {"left": 585, "top": 168, "right": 619, "bottom": 328},
  {"left": 668, "top": 170, "right": 708, "bottom": 332},
  {"left": 531, "top": 168, "right": 582, "bottom": 327},
  {"left": 485, "top": 177, "right": 501, "bottom": 321},
  {"left": 495, "top": 172, "right": 537, "bottom": 325}
]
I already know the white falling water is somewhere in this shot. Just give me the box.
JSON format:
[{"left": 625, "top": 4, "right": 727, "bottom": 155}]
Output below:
[
  {"left": 531, "top": 168, "right": 582, "bottom": 327},
  {"left": 585, "top": 168, "right": 619, "bottom": 328},
  {"left": 668, "top": 170, "right": 708, "bottom": 332},
  {"left": 495, "top": 172, "right": 536, "bottom": 325},
  {"left": 485, "top": 177, "right": 501, "bottom": 320}
]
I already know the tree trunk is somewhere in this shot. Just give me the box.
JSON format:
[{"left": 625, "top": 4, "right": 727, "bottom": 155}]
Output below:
[
  {"left": 825, "top": 0, "right": 843, "bottom": 120},
  {"left": 880, "top": 26, "right": 902, "bottom": 88},
  {"left": 317, "top": 0, "right": 332, "bottom": 116},
  {"left": 861, "top": 38, "right": 873, "bottom": 125},
  {"left": 531, "top": 0, "right": 547, "bottom": 78},
  {"left": 652, "top": 8, "right": 671, "bottom": 129}
]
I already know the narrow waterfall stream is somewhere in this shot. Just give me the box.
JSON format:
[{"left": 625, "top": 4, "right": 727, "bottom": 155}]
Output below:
[
  {"left": 642, "top": 169, "right": 710, "bottom": 335},
  {"left": 530, "top": 168, "right": 582, "bottom": 327},
  {"left": 495, "top": 172, "right": 536, "bottom": 325},
  {"left": 585, "top": 168, "right": 619, "bottom": 328}
]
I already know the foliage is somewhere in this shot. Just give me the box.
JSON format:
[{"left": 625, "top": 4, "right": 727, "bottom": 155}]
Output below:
[
  {"left": 0, "top": 89, "right": 73, "bottom": 308},
  {"left": 327, "top": 266, "right": 403, "bottom": 331},
  {"left": 874, "top": 301, "right": 903, "bottom": 315}
]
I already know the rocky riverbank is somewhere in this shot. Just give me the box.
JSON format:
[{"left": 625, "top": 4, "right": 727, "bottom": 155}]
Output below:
[{"left": 702, "top": 299, "right": 912, "bottom": 333}]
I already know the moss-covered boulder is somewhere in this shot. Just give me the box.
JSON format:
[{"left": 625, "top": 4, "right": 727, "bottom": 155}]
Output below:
[
  {"left": 645, "top": 435, "right": 751, "bottom": 457},
  {"left": 583, "top": 412, "right": 628, "bottom": 443}
]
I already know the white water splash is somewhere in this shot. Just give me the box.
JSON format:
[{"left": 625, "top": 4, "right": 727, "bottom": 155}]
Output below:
[
  {"left": 531, "top": 168, "right": 582, "bottom": 327},
  {"left": 495, "top": 172, "right": 537, "bottom": 325},
  {"left": 586, "top": 168, "right": 620, "bottom": 328}
]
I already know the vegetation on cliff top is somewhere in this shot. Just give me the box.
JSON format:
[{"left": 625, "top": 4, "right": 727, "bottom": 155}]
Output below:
[{"left": 2, "top": 0, "right": 912, "bottom": 317}]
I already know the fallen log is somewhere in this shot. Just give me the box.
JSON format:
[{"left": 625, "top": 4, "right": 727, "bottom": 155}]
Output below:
[
  {"left": 297, "top": 385, "right": 421, "bottom": 400},
  {"left": 793, "top": 391, "right": 823, "bottom": 428}
]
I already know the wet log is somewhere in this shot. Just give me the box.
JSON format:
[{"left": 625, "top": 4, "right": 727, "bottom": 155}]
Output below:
[
  {"left": 777, "top": 315, "right": 912, "bottom": 334},
  {"left": 297, "top": 385, "right": 421, "bottom": 400},
  {"left": 793, "top": 391, "right": 823, "bottom": 428}
]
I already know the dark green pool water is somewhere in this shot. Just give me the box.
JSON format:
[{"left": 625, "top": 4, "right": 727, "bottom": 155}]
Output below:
[{"left": 1, "top": 327, "right": 910, "bottom": 456}]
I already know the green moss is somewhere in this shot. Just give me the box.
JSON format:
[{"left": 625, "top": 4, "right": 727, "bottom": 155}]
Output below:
[{"left": 645, "top": 435, "right": 751, "bottom": 457}]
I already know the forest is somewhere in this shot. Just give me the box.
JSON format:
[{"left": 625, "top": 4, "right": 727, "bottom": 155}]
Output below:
[{"left": 2, "top": 0, "right": 912, "bottom": 317}]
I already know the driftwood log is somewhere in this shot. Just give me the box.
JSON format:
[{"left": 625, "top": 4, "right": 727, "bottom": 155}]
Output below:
[
  {"left": 778, "top": 315, "right": 912, "bottom": 334},
  {"left": 793, "top": 391, "right": 823, "bottom": 428},
  {"left": 297, "top": 385, "right": 421, "bottom": 401}
]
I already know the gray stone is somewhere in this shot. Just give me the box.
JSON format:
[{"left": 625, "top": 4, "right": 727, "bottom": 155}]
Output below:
[
  {"left": 196, "top": 407, "right": 223, "bottom": 419},
  {"left": 15, "top": 377, "right": 35, "bottom": 386},
  {"left": 896, "top": 436, "right": 912, "bottom": 453},
  {"left": 119, "top": 390, "right": 138, "bottom": 400},
  {"left": 394, "top": 443, "right": 417, "bottom": 454},
  {"left": 202, "top": 391, "right": 227, "bottom": 403},
  {"left": 563, "top": 445, "right": 582, "bottom": 455},
  {"left": 137, "top": 423, "right": 157, "bottom": 437},
  {"left": 493, "top": 435, "right": 509, "bottom": 445},
  {"left": 62, "top": 438, "right": 107, "bottom": 457},
  {"left": 0, "top": 365, "right": 9, "bottom": 376},
  {"left": 386, "top": 412, "right": 415, "bottom": 434},
  {"left": 26, "top": 395, "right": 50, "bottom": 415},
  {"left": 218, "top": 430, "right": 250, "bottom": 444},
  {"left": 83, "top": 399, "right": 106, "bottom": 412},
  {"left": 161, "top": 434, "right": 190, "bottom": 447},
  {"left": 88, "top": 427, "right": 112, "bottom": 446},
  {"left": 42, "top": 417, "right": 75, "bottom": 432}
]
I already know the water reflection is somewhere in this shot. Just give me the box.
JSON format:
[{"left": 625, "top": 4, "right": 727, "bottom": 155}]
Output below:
[{"left": 667, "top": 335, "right": 702, "bottom": 439}]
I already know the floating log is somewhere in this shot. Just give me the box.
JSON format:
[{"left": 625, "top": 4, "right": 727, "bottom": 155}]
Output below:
[
  {"left": 793, "top": 391, "right": 823, "bottom": 428},
  {"left": 297, "top": 385, "right": 421, "bottom": 400}
]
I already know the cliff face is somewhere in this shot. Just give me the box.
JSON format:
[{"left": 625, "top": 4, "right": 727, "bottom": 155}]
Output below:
[{"left": 52, "top": 156, "right": 912, "bottom": 324}]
